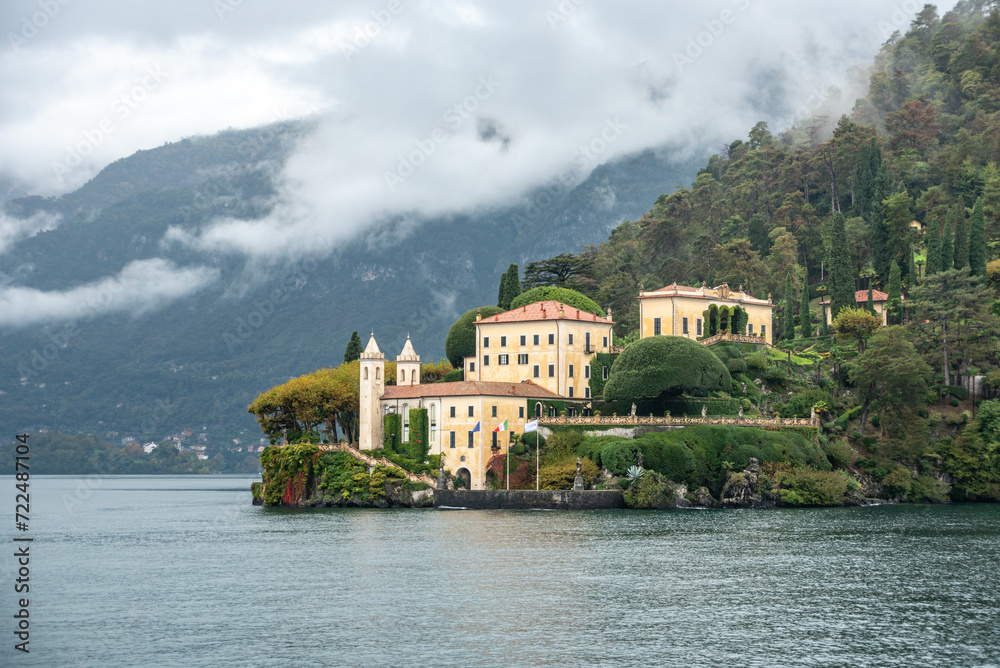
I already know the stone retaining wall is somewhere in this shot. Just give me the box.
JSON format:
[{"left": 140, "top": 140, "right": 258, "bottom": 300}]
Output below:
[{"left": 434, "top": 489, "right": 625, "bottom": 510}]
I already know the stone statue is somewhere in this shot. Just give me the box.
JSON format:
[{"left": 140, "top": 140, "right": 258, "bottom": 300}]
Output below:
[
  {"left": 810, "top": 406, "right": 816, "bottom": 421},
  {"left": 573, "top": 457, "right": 585, "bottom": 490},
  {"left": 631, "top": 403, "right": 637, "bottom": 416},
  {"left": 701, "top": 404, "right": 707, "bottom": 418},
  {"left": 637, "top": 452, "right": 643, "bottom": 468},
  {"left": 738, "top": 405, "right": 744, "bottom": 419},
  {"left": 576, "top": 457, "right": 582, "bottom": 475}
]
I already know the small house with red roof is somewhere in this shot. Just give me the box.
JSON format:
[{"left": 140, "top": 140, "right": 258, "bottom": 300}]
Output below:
[{"left": 820, "top": 289, "right": 898, "bottom": 326}]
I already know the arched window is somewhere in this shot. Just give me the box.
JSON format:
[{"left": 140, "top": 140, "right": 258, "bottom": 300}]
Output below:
[
  {"left": 402, "top": 403, "right": 409, "bottom": 442},
  {"left": 401, "top": 369, "right": 407, "bottom": 382},
  {"left": 535, "top": 402, "right": 542, "bottom": 418},
  {"left": 376, "top": 367, "right": 381, "bottom": 380},
  {"left": 364, "top": 367, "right": 369, "bottom": 380}
]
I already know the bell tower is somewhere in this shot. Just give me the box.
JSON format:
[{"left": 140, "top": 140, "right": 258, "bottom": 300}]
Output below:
[
  {"left": 396, "top": 335, "right": 421, "bottom": 386},
  {"left": 359, "top": 332, "right": 385, "bottom": 451}
]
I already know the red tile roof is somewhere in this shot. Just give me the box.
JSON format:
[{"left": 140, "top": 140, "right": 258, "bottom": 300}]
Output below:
[
  {"left": 477, "top": 301, "right": 612, "bottom": 325},
  {"left": 820, "top": 289, "right": 892, "bottom": 305},
  {"left": 640, "top": 283, "right": 773, "bottom": 307},
  {"left": 382, "top": 380, "right": 563, "bottom": 400}
]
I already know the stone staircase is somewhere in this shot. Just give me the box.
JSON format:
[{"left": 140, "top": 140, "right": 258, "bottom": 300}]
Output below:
[{"left": 318, "top": 442, "right": 437, "bottom": 487}]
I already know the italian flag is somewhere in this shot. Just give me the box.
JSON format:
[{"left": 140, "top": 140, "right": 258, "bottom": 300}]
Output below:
[{"left": 493, "top": 419, "right": 508, "bottom": 432}]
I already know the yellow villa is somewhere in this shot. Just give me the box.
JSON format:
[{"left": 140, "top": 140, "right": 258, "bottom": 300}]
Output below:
[
  {"left": 820, "top": 289, "right": 898, "bottom": 326},
  {"left": 358, "top": 333, "right": 563, "bottom": 490},
  {"left": 465, "top": 300, "right": 616, "bottom": 402},
  {"left": 638, "top": 282, "right": 775, "bottom": 344}
]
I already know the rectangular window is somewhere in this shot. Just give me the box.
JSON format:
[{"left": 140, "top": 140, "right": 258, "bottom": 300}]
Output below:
[
  {"left": 533, "top": 365, "right": 540, "bottom": 378},
  {"left": 683, "top": 317, "right": 689, "bottom": 334},
  {"left": 469, "top": 362, "right": 475, "bottom": 372},
  {"left": 585, "top": 387, "right": 591, "bottom": 398},
  {"left": 519, "top": 406, "right": 525, "bottom": 418},
  {"left": 483, "top": 355, "right": 490, "bottom": 366},
  {"left": 492, "top": 431, "right": 497, "bottom": 448},
  {"left": 499, "top": 354, "right": 509, "bottom": 365},
  {"left": 483, "top": 336, "right": 489, "bottom": 348},
  {"left": 585, "top": 365, "right": 590, "bottom": 379},
  {"left": 603, "top": 366, "right": 609, "bottom": 380},
  {"left": 500, "top": 336, "right": 507, "bottom": 347},
  {"left": 568, "top": 333, "right": 574, "bottom": 345},
  {"left": 548, "top": 333, "right": 554, "bottom": 345},
  {"left": 533, "top": 334, "right": 540, "bottom": 346},
  {"left": 450, "top": 406, "right": 456, "bottom": 418},
  {"left": 450, "top": 431, "right": 455, "bottom": 448},
  {"left": 520, "top": 335, "right": 526, "bottom": 346},
  {"left": 761, "top": 324, "right": 766, "bottom": 338},
  {"left": 518, "top": 354, "right": 528, "bottom": 364},
  {"left": 697, "top": 319, "right": 702, "bottom": 336},
  {"left": 548, "top": 364, "right": 555, "bottom": 378},
  {"left": 749, "top": 323, "right": 754, "bottom": 334},
  {"left": 491, "top": 405, "right": 497, "bottom": 418},
  {"left": 654, "top": 317, "right": 661, "bottom": 336},
  {"left": 569, "top": 387, "right": 574, "bottom": 398},
  {"left": 585, "top": 332, "right": 591, "bottom": 350},
  {"left": 468, "top": 431, "right": 474, "bottom": 448},
  {"left": 468, "top": 406, "right": 474, "bottom": 417},
  {"left": 569, "top": 364, "right": 574, "bottom": 378},
  {"left": 603, "top": 336, "right": 608, "bottom": 348}
]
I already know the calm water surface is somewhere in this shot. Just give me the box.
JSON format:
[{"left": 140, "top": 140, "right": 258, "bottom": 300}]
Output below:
[{"left": 2, "top": 475, "right": 999, "bottom": 667}]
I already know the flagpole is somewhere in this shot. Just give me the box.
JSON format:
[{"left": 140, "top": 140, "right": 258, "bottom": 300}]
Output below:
[
  {"left": 535, "top": 430, "right": 539, "bottom": 491},
  {"left": 506, "top": 430, "right": 510, "bottom": 491}
]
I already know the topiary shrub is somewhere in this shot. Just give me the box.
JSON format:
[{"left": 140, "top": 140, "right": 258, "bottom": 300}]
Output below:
[
  {"left": 727, "top": 358, "right": 747, "bottom": 373},
  {"left": 509, "top": 286, "right": 605, "bottom": 316},
  {"left": 949, "top": 397, "right": 960, "bottom": 407},
  {"left": 600, "top": 440, "right": 642, "bottom": 475},
  {"left": 746, "top": 352, "right": 771, "bottom": 370},
  {"left": 604, "top": 335, "right": 732, "bottom": 404},
  {"left": 442, "top": 369, "right": 464, "bottom": 382},
  {"left": 444, "top": 306, "right": 503, "bottom": 368}
]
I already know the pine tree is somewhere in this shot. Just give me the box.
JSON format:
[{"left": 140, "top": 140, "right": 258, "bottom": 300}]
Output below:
[
  {"left": 969, "top": 196, "right": 986, "bottom": 276},
  {"left": 800, "top": 274, "right": 812, "bottom": 338},
  {"left": 953, "top": 199, "right": 969, "bottom": 270},
  {"left": 829, "top": 213, "right": 856, "bottom": 320},
  {"left": 344, "top": 331, "right": 363, "bottom": 363},
  {"left": 941, "top": 212, "right": 954, "bottom": 271},
  {"left": 925, "top": 218, "right": 941, "bottom": 275},
  {"left": 887, "top": 260, "right": 902, "bottom": 325},
  {"left": 784, "top": 272, "right": 795, "bottom": 340}
]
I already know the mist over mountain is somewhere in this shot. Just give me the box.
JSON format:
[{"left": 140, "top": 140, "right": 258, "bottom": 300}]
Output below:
[{"left": 0, "top": 121, "right": 700, "bottom": 444}]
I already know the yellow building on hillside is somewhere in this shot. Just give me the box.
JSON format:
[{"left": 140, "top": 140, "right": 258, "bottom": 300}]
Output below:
[
  {"left": 465, "top": 300, "right": 616, "bottom": 402},
  {"left": 820, "top": 289, "right": 898, "bottom": 326},
  {"left": 638, "top": 282, "right": 775, "bottom": 345},
  {"left": 359, "top": 333, "right": 562, "bottom": 490}
]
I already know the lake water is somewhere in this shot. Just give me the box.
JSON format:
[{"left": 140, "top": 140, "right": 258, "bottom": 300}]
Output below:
[{"left": 3, "top": 475, "right": 999, "bottom": 667}]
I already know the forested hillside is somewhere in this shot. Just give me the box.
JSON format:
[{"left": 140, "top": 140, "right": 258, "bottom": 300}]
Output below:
[{"left": 548, "top": 1, "right": 1000, "bottom": 337}]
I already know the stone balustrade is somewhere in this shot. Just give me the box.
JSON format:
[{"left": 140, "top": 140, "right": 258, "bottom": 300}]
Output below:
[
  {"left": 699, "top": 331, "right": 776, "bottom": 349},
  {"left": 540, "top": 414, "right": 819, "bottom": 428}
]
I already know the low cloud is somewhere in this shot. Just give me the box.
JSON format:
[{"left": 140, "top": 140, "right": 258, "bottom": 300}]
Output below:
[
  {"left": 0, "top": 258, "right": 219, "bottom": 328},
  {"left": 0, "top": 211, "right": 60, "bottom": 253}
]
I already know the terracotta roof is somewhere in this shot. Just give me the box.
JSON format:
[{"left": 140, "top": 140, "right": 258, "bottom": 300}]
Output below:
[
  {"left": 477, "top": 301, "right": 612, "bottom": 325},
  {"left": 820, "top": 289, "right": 892, "bottom": 305},
  {"left": 382, "top": 380, "right": 563, "bottom": 400}
]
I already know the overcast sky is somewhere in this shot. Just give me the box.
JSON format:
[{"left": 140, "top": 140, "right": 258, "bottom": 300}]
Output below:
[{"left": 0, "top": 0, "right": 957, "bottom": 324}]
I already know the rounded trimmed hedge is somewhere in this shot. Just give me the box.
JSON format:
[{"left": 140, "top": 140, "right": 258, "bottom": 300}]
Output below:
[
  {"left": 444, "top": 306, "right": 503, "bottom": 369},
  {"left": 509, "top": 286, "right": 605, "bottom": 317},
  {"left": 604, "top": 335, "right": 732, "bottom": 402}
]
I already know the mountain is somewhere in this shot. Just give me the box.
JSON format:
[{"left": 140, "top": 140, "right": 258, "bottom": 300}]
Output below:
[{"left": 0, "top": 121, "right": 701, "bottom": 448}]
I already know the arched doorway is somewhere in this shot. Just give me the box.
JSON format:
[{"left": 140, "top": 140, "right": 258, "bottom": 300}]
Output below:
[{"left": 455, "top": 467, "right": 472, "bottom": 489}]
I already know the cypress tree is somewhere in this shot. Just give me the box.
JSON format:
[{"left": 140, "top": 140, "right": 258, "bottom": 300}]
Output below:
[
  {"left": 800, "top": 275, "right": 812, "bottom": 338},
  {"left": 941, "top": 211, "right": 954, "bottom": 271},
  {"left": 969, "top": 196, "right": 986, "bottom": 276},
  {"left": 925, "top": 218, "right": 941, "bottom": 275},
  {"left": 497, "top": 263, "right": 520, "bottom": 309},
  {"left": 887, "top": 260, "right": 902, "bottom": 326},
  {"left": 784, "top": 273, "right": 796, "bottom": 340},
  {"left": 497, "top": 272, "right": 509, "bottom": 308},
  {"left": 829, "top": 213, "right": 855, "bottom": 319},
  {"left": 852, "top": 141, "right": 874, "bottom": 219},
  {"left": 953, "top": 200, "right": 969, "bottom": 270},
  {"left": 344, "top": 331, "right": 363, "bottom": 363},
  {"left": 909, "top": 249, "right": 917, "bottom": 287},
  {"left": 866, "top": 282, "right": 875, "bottom": 315},
  {"left": 871, "top": 164, "right": 892, "bottom": 281}
]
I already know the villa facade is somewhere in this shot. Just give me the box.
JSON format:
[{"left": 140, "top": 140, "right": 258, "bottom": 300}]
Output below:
[{"left": 638, "top": 282, "right": 775, "bottom": 345}]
